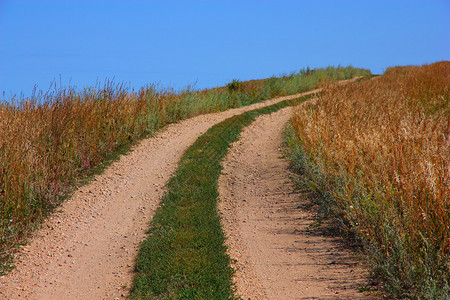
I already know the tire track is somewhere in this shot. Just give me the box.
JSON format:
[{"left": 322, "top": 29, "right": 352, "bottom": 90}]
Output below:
[{"left": 219, "top": 106, "right": 376, "bottom": 299}]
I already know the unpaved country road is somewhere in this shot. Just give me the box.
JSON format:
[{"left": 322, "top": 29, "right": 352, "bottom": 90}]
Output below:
[
  {"left": 219, "top": 105, "right": 376, "bottom": 299},
  {"left": 0, "top": 91, "right": 318, "bottom": 300}
]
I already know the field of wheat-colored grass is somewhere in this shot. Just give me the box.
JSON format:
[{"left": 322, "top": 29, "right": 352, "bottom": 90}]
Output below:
[{"left": 290, "top": 61, "right": 449, "bottom": 298}]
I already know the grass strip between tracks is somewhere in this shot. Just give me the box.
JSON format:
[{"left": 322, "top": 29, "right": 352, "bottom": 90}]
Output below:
[{"left": 130, "top": 94, "right": 313, "bottom": 299}]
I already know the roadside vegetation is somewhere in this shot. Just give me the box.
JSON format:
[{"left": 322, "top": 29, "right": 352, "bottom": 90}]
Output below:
[
  {"left": 285, "top": 61, "right": 449, "bottom": 299},
  {"left": 0, "top": 66, "right": 370, "bottom": 274}
]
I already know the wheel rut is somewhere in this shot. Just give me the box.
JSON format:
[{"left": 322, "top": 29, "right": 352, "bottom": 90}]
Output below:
[{"left": 219, "top": 106, "right": 376, "bottom": 299}]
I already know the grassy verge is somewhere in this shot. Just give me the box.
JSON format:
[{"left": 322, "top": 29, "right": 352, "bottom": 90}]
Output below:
[
  {"left": 0, "top": 66, "right": 370, "bottom": 274},
  {"left": 130, "top": 94, "right": 313, "bottom": 299},
  {"left": 285, "top": 61, "right": 449, "bottom": 299}
]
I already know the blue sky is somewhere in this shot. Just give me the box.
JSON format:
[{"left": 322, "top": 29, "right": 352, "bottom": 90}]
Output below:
[{"left": 1, "top": 0, "right": 449, "bottom": 98}]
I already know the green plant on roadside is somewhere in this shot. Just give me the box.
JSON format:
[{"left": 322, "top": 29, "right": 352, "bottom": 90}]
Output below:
[{"left": 130, "top": 93, "right": 311, "bottom": 299}]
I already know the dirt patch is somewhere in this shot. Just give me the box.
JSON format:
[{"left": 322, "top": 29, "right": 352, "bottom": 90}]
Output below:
[
  {"left": 0, "top": 91, "right": 317, "bottom": 300},
  {"left": 219, "top": 106, "right": 376, "bottom": 299}
]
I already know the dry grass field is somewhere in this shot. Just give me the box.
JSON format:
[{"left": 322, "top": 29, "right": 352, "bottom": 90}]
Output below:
[{"left": 290, "top": 61, "right": 449, "bottom": 298}]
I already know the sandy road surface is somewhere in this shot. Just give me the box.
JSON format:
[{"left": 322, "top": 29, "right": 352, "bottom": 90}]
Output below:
[
  {"left": 219, "top": 106, "right": 375, "bottom": 299},
  {"left": 0, "top": 91, "right": 317, "bottom": 300}
]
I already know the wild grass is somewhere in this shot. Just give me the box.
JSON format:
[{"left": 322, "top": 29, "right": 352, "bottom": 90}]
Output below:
[
  {"left": 288, "top": 61, "right": 449, "bottom": 299},
  {"left": 0, "top": 66, "right": 370, "bottom": 274}
]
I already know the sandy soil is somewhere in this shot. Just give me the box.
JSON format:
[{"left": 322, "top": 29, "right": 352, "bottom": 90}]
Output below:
[
  {"left": 0, "top": 91, "right": 317, "bottom": 300},
  {"left": 218, "top": 105, "right": 376, "bottom": 299}
]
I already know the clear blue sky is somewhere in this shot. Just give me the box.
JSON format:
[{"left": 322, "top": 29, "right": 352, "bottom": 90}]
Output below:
[{"left": 1, "top": 0, "right": 449, "bottom": 98}]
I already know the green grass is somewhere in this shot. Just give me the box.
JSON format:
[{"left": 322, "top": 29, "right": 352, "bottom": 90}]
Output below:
[{"left": 130, "top": 94, "right": 313, "bottom": 299}]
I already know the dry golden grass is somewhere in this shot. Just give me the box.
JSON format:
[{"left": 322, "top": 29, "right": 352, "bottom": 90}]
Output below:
[
  {"left": 291, "top": 61, "right": 449, "bottom": 298},
  {"left": 0, "top": 82, "right": 213, "bottom": 268},
  {"left": 0, "top": 83, "right": 152, "bottom": 252}
]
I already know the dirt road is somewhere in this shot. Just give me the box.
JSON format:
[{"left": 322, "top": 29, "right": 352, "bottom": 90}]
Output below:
[
  {"left": 0, "top": 91, "right": 317, "bottom": 299},
  {"left": 218, "top": 106, "right": 375, "bottom": 299}
]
